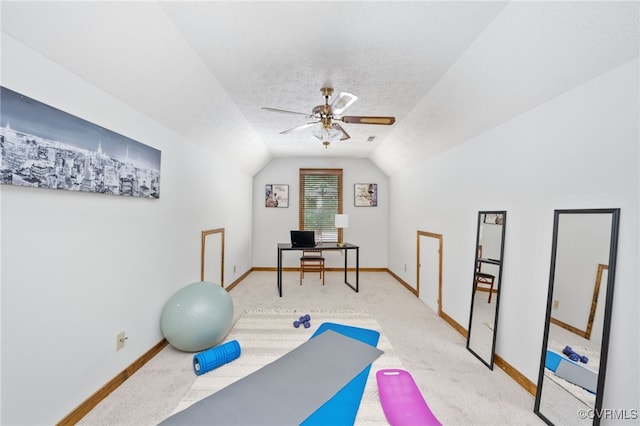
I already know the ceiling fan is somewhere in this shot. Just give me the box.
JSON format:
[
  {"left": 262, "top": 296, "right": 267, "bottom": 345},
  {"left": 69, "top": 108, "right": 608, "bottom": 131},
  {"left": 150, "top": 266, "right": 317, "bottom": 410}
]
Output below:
[{"left": 261, "top": 87, "right": 396, "bottom": 148}]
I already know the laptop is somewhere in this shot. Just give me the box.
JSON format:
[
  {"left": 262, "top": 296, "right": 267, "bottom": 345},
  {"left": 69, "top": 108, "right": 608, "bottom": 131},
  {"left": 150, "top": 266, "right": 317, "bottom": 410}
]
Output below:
[{"left": 290, "top": 230, "right": 316, "bottom": 247}]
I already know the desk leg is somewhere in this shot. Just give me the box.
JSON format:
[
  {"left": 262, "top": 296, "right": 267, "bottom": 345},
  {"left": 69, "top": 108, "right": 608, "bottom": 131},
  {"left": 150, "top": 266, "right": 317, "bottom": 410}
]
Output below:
[
  {"left": 277, "top": 248, "right": 283, "bottom": 297},
  {"left": 356, "top": 247, "right": 359, "bottom": 292},
  {"left": 344, "top": 248, "right": 348, "bottom": 283},
  {"left": 343, "top": 247, "right": 359, "bottom": 293}
]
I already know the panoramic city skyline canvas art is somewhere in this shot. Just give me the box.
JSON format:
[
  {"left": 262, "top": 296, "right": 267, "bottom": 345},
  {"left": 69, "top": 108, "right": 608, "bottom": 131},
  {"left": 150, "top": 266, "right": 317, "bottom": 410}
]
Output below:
[{"left": 0, "top": 86, "right": 161, "bottom": 198}]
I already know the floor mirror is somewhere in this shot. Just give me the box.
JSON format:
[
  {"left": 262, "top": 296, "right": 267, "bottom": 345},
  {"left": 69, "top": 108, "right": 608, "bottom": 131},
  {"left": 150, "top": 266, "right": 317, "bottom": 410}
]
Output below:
[
  {"left": 534, "top": 208, "right": 620, "bottom": 425},
  {"left": 466, "top": 211, "right": 506, "bottom": 369}
]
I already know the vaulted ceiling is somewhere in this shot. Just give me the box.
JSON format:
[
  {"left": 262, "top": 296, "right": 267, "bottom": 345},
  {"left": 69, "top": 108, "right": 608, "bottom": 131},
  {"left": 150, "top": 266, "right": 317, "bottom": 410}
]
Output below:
[{"left": 1, "top": 1, "right": 638, "bottom": 176}]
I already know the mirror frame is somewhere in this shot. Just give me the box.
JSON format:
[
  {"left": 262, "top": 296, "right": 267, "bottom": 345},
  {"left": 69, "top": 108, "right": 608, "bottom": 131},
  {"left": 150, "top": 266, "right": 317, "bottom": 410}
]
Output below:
[
  {"left": 534, "top": 208, "right": 620, "bottom": 425},
  {"left": 466, "top": 210, "right": 507, "bottom": 369}
]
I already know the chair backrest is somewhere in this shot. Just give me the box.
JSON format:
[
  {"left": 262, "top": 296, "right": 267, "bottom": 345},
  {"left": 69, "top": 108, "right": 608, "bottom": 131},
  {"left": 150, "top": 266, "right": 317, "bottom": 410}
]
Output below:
[
  {"left": 303, "top": 249, "right": 323, "bottom": 257},
  {"left": 476, "top": 245, "right": 483, "bottom": 273}
]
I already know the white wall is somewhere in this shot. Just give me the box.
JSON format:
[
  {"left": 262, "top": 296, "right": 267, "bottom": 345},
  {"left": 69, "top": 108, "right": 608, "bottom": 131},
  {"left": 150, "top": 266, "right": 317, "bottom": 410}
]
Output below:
[
  {"left": 252, "top": 157, "right": 389, "bottom": 269},
  {"left": 388, "top": 59, "right": 639, "bottom": 418},
  {"left": 0, "top": 37, "right": 254, "bottom": 425}
]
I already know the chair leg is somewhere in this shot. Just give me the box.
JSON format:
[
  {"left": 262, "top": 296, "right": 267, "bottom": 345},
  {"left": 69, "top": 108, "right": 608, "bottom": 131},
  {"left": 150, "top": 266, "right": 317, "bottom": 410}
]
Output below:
[{"left": 300, "top": 260, "right": 325, "bottom": 285}]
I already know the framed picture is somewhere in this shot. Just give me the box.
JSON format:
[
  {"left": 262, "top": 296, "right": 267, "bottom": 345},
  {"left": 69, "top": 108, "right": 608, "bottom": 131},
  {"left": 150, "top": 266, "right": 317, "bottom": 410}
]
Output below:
[
  {"left": 483, "top": 213, "right": 504, "bottom": 225},
  {"left": 265, "top": 184, "right": 288, "bottom": 208},
  {"left": 355, "top": 183, "right": 377, "bottom": 207},
  {"left": 0, "top": 86, "right": 161, "bottom": 198}
]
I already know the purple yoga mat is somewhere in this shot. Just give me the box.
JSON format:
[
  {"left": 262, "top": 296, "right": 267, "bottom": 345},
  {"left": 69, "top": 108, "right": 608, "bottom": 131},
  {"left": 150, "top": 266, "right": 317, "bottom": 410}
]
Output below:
[{"left": 376, "top": 369, "right": 441, "bottom": 426}]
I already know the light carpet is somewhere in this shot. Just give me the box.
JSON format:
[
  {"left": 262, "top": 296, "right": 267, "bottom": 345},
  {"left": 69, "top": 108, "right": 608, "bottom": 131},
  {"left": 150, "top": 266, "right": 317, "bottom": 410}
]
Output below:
[{"left": 169, "top": 309, "right": 405, "bottom": 425}]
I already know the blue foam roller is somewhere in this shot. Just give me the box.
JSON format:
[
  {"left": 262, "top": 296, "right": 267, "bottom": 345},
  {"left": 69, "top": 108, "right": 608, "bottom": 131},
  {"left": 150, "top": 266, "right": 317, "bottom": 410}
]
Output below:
[{"left": 193, "top": 340, "right": 241, "bottom": 375}]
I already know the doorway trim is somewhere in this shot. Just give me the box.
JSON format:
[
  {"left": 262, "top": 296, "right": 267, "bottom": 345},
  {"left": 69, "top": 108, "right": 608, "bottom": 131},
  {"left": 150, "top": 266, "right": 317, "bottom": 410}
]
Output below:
[
  {"left": 201, "top": 228, "right": 225, "bottom": 287},
  {"left": 417, "top": 230, "right": 443, "bottom": 315}
]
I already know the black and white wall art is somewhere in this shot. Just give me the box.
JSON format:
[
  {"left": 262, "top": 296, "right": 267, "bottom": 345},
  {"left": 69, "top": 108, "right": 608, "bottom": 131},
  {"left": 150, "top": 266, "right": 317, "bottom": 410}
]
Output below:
[
  {"left": 355, "top": 183, "right": 377, "bottom": 207},
  {"left": 0, "top": 86, "right": 161, "bottom": 198},
  {"left": 265, "top": 184, "right": 288, "bottom": 208}
]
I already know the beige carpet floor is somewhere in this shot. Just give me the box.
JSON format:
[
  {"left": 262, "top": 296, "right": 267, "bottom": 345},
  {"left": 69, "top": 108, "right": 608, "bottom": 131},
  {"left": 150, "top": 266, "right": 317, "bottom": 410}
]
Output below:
[{"left": 78, "top": 271, "right": 543, "bottom": 425}]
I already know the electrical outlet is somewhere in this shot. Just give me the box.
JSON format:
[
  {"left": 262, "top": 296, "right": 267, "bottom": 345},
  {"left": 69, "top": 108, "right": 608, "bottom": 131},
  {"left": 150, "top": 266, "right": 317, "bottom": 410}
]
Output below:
[
  {"left": 553, "top": 300, "right": 559, "bottom": 310},
  {"left": 116, "top": 331, "right": 126, "bottom": 351}
]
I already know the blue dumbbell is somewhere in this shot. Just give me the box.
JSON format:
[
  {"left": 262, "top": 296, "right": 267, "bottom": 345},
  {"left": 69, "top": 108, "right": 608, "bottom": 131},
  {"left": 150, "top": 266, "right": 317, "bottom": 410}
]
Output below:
[
  {"left": 563, "top": 346, "right": 588, "bottom": 363},
  {"left": 293, "top": 314, "right": 311, "bottom": 328}
]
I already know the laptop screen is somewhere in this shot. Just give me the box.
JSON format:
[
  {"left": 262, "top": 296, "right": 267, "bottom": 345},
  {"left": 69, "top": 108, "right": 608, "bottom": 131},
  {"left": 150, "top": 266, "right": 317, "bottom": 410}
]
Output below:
[{"left": 290, "top": 230, "right": 316, "bottom": 247}]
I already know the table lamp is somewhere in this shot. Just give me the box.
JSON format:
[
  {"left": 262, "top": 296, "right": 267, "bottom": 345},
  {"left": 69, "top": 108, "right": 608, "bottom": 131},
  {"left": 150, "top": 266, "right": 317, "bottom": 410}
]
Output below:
[{"left": 335, "top": 214, "right": 349, "bottom": 247}]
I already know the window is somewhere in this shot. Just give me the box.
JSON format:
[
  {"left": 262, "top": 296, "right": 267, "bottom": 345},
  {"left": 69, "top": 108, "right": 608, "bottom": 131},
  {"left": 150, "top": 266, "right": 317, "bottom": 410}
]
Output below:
[{"left": 299, "top": 168, "right": 343, "bottom": 243}]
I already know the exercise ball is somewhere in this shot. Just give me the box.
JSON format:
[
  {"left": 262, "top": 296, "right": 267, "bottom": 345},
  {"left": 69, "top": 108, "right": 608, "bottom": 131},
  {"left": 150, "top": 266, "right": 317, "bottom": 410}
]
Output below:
[{"left": 160, "top": 281, "right": 234, "bottom": 352}]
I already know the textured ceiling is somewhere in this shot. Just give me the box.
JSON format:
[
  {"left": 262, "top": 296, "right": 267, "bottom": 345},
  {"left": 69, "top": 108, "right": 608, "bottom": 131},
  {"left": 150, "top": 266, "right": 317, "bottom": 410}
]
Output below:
[{"left": 1, "top": 1, "right": 638, "bottom": 176}]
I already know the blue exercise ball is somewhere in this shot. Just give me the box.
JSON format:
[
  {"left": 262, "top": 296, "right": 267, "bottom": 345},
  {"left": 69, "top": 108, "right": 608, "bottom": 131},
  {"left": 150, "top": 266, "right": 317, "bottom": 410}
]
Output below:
[{"left": 160, "top": 281, "right": 234, "bottom": 352}]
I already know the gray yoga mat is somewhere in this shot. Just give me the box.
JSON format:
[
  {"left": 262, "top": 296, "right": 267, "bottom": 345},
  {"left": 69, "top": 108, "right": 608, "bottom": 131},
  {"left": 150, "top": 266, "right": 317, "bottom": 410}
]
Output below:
[
  {"left": 555, "top": 358, "right": 598, "bottom": 393},
  {"left": 160, "top": 329, "right": 383, "bottom": 426}
]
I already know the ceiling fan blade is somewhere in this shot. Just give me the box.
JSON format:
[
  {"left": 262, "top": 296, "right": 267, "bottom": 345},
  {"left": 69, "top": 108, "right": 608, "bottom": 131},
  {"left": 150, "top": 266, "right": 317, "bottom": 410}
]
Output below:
[
  {"left": 330, "top": 92, "right": 358, "bottom": 115},
  {"left": 261, "top": 107, "right": 313, "bottom": 117},
  {"left": 280, "top": 122, "right": 319, "bottom": 134},
  {"left": 341, "top": 116, "right": 396, "bottom": 125},
  {"left": 332, "top": 123, "right": 351, "bottom": 141}
]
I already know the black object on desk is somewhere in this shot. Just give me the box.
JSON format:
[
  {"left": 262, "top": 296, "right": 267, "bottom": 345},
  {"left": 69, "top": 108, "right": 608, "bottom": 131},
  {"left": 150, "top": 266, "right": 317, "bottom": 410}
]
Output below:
[
  {"left": 277, "top": 242, "right": 359, "bottom": 297},
  {"left": 290, "top": 230, "right": 316, "bottom": 247}
]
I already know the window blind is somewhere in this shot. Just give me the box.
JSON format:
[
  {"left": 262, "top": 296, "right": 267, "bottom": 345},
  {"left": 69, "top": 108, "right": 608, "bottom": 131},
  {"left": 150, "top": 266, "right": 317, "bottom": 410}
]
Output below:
[{"left": 299, "top": 168, "right": 343, "bottom": 243}]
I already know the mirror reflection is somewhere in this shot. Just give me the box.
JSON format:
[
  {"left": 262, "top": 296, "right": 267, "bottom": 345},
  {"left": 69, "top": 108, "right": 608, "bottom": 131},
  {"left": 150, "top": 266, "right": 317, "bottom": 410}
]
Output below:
[
  {"left": 467, "top": 211, "right": 506, "bottom": 369},
  {"left": 535, "top": 209, "right": 620, "bottom": 426}
]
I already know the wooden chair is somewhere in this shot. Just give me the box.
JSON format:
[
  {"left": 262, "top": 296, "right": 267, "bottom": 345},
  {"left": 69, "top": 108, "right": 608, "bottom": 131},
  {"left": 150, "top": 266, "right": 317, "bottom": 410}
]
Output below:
[
  {"left": 475, "top": 245, "right": 496, "bottom": 303},
  {"left": 300, "top": 249, "right": 325, "bottom": 285}
]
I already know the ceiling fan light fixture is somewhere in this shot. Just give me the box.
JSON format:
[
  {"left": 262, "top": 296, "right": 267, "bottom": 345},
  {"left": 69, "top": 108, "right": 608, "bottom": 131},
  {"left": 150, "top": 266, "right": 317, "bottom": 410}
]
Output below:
[
  {"left": 263, "top": 87, "right": 395, "bottom": 145},
  {"left": 312, "top": 125, "right": 342, "bottom": 145}
]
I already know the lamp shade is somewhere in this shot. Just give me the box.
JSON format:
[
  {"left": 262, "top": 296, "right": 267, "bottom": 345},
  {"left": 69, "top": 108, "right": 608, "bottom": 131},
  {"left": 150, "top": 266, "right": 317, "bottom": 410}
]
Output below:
[{"left": 335, "top": 214, "right": 349, "bottom": 229}]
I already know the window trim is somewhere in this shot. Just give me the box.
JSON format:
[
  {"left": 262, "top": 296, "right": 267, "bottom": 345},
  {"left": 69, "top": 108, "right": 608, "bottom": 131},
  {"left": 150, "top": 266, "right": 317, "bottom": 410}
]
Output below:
[{"left": 299, "top": 168, "right": 343, "bottom": 243}]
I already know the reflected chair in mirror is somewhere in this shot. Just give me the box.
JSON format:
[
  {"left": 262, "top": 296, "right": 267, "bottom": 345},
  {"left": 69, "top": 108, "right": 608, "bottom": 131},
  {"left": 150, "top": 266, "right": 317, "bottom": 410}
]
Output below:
[
  {"left": 300, "top": 249, "right": 325, "bottom": 285},
  {"left": 475, "top": 245, "right": 496, "bottom": 303}
]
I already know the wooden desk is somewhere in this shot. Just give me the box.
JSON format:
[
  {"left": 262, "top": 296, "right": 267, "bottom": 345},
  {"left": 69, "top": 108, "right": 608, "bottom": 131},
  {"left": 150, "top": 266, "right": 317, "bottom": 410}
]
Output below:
[{"left": 277, "top": 242, "right": 359, "bottom": 297}]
